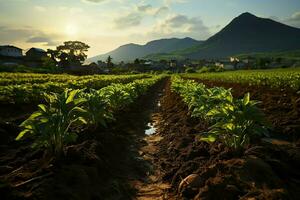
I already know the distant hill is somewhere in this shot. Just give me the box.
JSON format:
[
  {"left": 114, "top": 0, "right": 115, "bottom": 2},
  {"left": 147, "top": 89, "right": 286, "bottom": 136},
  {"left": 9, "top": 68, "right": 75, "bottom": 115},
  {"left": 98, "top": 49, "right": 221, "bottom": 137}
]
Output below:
[
  {"left": 87, "top": 37, "right": 202, "bottom": 63},
  {"left": 148, "top": 12, "right": 300, "bottom": 60}
]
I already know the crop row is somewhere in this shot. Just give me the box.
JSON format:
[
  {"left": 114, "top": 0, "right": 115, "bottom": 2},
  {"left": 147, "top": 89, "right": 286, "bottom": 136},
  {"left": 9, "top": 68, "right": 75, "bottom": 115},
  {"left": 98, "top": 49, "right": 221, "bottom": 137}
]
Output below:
[
  {"left": 16, "top": 76, "right": 164, "bottom": 156},
  {"left": 171, "top": 77, "right": 270, "bottom": 148},
  {"left": 0, "top": 73, "right": 150, "bottom": 86},
  {"left": 183, "top": 68, "right": 300, "bottom": 91},
  {"left": 0, "top": 74, "right": 151, "bottom": 104}
]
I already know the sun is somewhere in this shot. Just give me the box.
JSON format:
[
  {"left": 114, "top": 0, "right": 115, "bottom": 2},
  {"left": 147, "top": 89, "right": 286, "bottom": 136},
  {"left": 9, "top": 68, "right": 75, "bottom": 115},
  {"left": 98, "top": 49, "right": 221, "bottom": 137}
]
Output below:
[{"left": 65, "top": 24, "right": 78, "bottom": 36}]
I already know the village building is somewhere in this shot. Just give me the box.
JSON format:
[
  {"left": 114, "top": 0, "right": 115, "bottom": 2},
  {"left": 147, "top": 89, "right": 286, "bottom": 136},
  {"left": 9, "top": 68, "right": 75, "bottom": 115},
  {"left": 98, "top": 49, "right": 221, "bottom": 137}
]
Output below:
[
  {"left": 97, "top": 60, "right": 107, "bottom": 68},
  {"left": 25, "top": 48, "right": 47, "bottom": 61},
  {"left": 215, "top": 59, "right": 235, "bottom": 70},
  {"left": 0, "top": 45, "right": 23, "bottom": 57}
]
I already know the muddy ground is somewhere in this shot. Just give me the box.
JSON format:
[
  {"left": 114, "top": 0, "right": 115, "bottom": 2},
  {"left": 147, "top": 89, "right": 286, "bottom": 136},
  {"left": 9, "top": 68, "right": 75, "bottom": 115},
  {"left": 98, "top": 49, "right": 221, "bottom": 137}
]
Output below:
[{"left": 0, "top": 78, "right": 299, "bottom": 200}]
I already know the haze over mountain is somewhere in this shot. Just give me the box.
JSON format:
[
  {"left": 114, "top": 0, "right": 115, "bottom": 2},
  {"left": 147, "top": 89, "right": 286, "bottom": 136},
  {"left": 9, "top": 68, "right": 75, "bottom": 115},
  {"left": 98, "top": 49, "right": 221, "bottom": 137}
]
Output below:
[
  {"left": 87, "top": 37, "right": 201, "bottom": 63},
  {"left": 148, "top": 12, "right": 300, "bottom": 60},
  {"left": 88, "top": 12, "right": 300, "bottom": 62}
]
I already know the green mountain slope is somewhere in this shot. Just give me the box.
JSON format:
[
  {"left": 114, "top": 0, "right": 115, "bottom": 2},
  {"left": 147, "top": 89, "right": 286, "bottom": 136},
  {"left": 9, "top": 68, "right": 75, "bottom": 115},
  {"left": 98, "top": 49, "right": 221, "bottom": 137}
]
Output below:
[
  {"left": 148, "top": 12, "right": 300, "bottom": 60},
  {"left": 87, "top": 37, "right": 202, "bottom": 62}
]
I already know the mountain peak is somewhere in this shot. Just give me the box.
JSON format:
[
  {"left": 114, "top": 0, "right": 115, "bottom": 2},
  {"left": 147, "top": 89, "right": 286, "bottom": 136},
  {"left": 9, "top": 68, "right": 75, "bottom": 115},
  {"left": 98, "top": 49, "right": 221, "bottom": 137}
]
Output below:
[
  {"left": 187, "top": 12, "right": 300, "bottom": 59},
  {"left": 238, "top": 12, "right": 257, "bottom": 18}
]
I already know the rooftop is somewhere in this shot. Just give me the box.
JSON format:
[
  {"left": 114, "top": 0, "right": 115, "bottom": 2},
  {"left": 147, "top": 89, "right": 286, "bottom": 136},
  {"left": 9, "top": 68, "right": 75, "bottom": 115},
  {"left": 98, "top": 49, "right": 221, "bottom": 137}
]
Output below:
[{"left": 0, "top": 45, "right": 23, "bottom": 50}]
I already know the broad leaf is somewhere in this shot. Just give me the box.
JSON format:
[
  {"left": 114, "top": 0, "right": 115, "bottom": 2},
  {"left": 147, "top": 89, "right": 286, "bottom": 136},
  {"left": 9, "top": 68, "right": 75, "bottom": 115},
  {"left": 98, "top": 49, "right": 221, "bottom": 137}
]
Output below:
[
  {"left": 66, "top": 90, "right": 78, "bottom": 104},
  {"left": 200, "top": 135, "right": 216, "bottom": 143},
  {"left": 16, "top": 129, "right": 31, "bottom": 140},
  {"left": 243, "top": 93, "right": 250, "bottom": 105}
]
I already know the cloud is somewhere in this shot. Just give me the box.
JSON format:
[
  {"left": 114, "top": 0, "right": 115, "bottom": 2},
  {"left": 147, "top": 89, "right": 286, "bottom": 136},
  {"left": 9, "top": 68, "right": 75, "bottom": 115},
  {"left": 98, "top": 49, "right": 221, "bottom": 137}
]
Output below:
[
  {"left": 0, "top": 26, "right": 40, "bottom": 43},
  {"left": 286, "top": 11, "right": 300, "bottom": 27},
  {"left": 136, "top": 4, "right": 169, "bottom": 17},
  {"left": 137, "top": 4, "right": 152, "bottom": 12},
  {"left": 34, "top": 6, "right": 46, "bottom": 12},
  {"left": 147, "top": 14, "right": 210, "bottom": 40},
  {"left": 26, "top": 36, "right": 59, "bottom": 46},
  {"left": 113, "top": 13, "right": 142, "bottom": 29},
  {"left": 82, "top": 0, "right": 106, "bottom": 3},
  {"left": 58, "top": 7, "right": 83, "bottom": 15},
  {"left": 113, "top": 3, "right": 170, "bottom": 29},
  {"left": 289, "top": 11, "right": 300, "bottom": 22},
  {"left": 0, "top": 25, "right": 60, "bottom": 47},
  {"left": 155, "top": 6, "right": 169, "bottom": 16},
  {"left": 164, "top": 0, "right": 188, "bottom": 6}
]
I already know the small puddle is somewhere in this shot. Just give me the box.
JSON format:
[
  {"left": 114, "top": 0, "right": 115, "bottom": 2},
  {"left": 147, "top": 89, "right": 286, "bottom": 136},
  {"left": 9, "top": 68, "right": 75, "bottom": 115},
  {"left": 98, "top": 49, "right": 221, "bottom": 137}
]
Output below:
[
  {"left": 144, "top": 89, "right": 164, "bottom": 136},
  {"left": 157, "top": 101, "right": 161, "bottom": 107},
  {"left": 145, "top": 122, "right": 157, "bottom": 135}
]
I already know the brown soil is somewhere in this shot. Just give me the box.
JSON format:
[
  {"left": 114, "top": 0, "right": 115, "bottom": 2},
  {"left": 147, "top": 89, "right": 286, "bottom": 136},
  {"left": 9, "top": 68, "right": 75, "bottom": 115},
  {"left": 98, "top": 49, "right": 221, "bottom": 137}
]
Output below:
[
  {"left": 132, "top": 133, "right": 171, "bottom": 200},
  {"left": 155, "top": 80, "right": 300, "bottom": 199}
]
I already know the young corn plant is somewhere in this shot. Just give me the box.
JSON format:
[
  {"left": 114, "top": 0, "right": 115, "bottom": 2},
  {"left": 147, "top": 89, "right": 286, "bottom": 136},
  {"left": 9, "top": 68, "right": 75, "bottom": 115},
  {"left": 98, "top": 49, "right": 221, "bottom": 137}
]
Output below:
[
  {"left": 99, "top": 84, "right": 134, "bottom": 111},
  {"left": 16, "top": 89, "right": 89, "bottom": 157},
  {"left": 201, "top": 93, "right": 270, "bottom": 148},
  {"left": 82, "top": 89, "right": 114, "bottom": 128},
  {"left": 172, "top": 77, "right": 270, "bottom": 149}
]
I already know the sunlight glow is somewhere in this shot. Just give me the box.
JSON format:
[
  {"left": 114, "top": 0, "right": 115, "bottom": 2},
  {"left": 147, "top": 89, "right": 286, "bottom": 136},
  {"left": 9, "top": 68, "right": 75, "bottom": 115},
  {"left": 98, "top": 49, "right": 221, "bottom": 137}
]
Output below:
[{"left": 65, "top": 24, "right": 78, "bottom": 36}]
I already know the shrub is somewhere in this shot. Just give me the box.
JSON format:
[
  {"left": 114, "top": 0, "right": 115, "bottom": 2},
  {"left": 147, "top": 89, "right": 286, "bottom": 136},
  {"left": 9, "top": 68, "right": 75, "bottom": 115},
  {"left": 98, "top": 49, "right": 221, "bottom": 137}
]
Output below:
[{"left": 185, "top": 67, "right": 196, "bottom": 73}]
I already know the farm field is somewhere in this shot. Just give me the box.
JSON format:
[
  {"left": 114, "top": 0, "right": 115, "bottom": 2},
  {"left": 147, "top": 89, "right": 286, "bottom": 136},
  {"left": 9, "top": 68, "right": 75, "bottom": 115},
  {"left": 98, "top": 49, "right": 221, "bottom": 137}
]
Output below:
[
  {"left": 183, "top": 68, "right": 300, "bottom": 90},
  {"left": 0, "top": 71, "right": 299, "bottom": 199},
  {"left": 0, "top": 73, "right": 152, "bottom": 121}
]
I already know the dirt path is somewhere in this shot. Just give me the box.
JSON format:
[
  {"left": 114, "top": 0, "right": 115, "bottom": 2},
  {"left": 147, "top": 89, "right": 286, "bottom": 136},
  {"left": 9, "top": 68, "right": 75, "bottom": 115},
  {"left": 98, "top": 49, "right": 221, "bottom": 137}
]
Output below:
[
  {"left": 133, "top": 112, "right": 172, "bottom": 200},
  {"left": 127, "top": 81, "right": 175, "bottom": 200}
]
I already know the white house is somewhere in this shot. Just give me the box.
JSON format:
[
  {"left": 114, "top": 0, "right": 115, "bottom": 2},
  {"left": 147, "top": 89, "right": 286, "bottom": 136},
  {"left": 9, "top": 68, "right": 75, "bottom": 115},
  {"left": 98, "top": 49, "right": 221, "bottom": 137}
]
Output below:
[
  {"left": 215, "top": 61, "right": 235, "bottom": 70},
  {"left": 0, "top": 45, "right": 23, "bottom": 57}
]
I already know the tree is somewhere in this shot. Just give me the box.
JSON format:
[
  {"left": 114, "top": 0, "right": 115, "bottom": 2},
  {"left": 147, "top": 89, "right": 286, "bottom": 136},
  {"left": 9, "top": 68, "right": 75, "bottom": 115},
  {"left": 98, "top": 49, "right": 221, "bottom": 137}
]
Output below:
[
  {"left": 257, "top": 57, "right": 270, "bottom": 69},
  {"left": 275, "top": 57, "right": 282, "bottom": 63},
  {"left": 41, "top": 57, "right": 60, "bottom": 72},
  {"left": 47, "top": 49, "right": 58, "bottom": 61},
  {"left": 134, "top": 58, "right": 140, "bottom": 66},
  {"left": 106, "top": 56, "right": 113, "bottom": 68},
  {"left": 48, "top": 41, "right": 90, "bottom": 68}
]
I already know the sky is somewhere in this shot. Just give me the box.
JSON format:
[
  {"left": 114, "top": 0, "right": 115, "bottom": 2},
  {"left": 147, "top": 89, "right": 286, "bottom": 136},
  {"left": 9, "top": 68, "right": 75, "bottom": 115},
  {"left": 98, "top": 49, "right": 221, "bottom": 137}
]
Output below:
[{"left": 0, "top": 0, "right": 300, "bottom": 57}]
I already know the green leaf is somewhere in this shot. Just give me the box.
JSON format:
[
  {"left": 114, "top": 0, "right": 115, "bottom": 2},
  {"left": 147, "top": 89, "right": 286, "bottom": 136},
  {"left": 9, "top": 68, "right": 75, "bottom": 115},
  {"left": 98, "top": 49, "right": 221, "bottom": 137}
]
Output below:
[
  {"left": 77, "top": 117, "right": 88, "bottom": 124},
  {"left": 223, "top": 123, "right": 234, "bottom": 130},
  {"left": 15, "top": 129, "right": 31, "bottom": 140},
  {"left": 200, "top": 135, "right": 216, "bottom": 143},
  {"left": 243, "top": 93, "right": 250, "bottom": 105},
  {"left": 38, "top": 104, "right": 47, "bottom": 112},
  {"left": 73, "top": 98, "right": 87, "bottom": 105},
  {"left": 206, "top": 108, "right": 219, "bottom": 116},
  {"left": 66, "top": 90, "right": 78, "bottom": 104},
  {"left": 28, "top": 111, "right": 43, "bottom": 120},
  {"left": 72, "top": 107, "right": 88, "bottom": 114}
]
